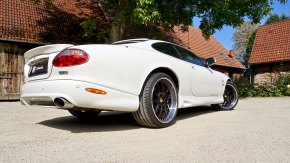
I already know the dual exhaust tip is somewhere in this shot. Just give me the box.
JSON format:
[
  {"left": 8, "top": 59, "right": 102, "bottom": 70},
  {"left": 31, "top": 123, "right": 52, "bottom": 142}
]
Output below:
[{"left": 54, "top": 97, "right": 74, "bottom": 108}]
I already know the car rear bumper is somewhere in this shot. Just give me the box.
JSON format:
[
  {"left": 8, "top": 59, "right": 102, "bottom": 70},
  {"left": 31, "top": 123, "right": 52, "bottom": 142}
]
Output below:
[{"left": 21, "top": 80, "right": 139, "bottom": 112}]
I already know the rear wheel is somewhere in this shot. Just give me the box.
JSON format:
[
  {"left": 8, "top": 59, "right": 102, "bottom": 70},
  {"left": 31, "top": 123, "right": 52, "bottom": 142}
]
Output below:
[
  {"left": 68, "top": 110, "right": 101, "bottom": 119},
  {"left": 133, "top": 73, "right": 178, "bottom": 128},
  {"left": 212, "top": 81, "right": 238, "bottom": 110}
]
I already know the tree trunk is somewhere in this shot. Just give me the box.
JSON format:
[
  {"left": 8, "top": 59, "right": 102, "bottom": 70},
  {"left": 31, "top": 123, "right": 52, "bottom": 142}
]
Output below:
[{"left": 110, "top": 0, "right": 128, "bottom": 43}]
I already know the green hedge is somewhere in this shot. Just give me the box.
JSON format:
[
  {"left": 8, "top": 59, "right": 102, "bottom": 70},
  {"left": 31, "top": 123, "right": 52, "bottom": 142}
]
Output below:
[
  {"left": 235, "top": 74, "right": 290, "bottom": 97},
  {"left": 235, "top": 78, "right": 255, "bottom": 97}
]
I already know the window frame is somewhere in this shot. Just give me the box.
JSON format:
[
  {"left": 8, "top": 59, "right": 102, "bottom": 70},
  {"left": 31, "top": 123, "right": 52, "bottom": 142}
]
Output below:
[
  {"left": 151, "top": 42, "right": 207, "bottom": 67},
  {"left": 151, "top": 42, "right": 182, "bottom": 59},
  {"left": 172, "top": 44, "right": 207, "bottom": 67}
]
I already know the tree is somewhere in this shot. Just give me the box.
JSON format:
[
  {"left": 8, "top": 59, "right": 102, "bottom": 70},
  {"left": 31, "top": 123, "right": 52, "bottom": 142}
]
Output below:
[
  {"left": 33, "top": 0, "right": 288, "bottom": 42},
  {"left": 266, "top": 14, "right": 281, "bottom": 24},
  {"left": 80, "top": 17, "right": 110, "bottom": 43},
  {"left": 246, "top": 30, "right": 257, "bottom": 62},
  {"left": 265, "top": 13, "right": 289, "bottom": 24},
  {"left": 243, "top": 29, "right": 260, "bottom": 82},
  {"left": 280, "top": 13, "right": 289, "bottom": 20},
  {"left": 232, "top": 22, "right": 258, "bottom": 64}
]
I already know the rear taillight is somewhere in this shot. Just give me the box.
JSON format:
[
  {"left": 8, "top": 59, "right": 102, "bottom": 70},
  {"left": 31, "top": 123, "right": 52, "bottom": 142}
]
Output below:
[{"left": 53, "top": 49, "right": 89, "bottom": 67}]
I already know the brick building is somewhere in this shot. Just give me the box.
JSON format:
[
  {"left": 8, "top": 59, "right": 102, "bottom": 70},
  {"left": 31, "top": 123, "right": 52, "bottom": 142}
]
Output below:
[
  {"left": 123, "top": 25, "right": 245, "bottom": 79},
  {"left": 0, "top": 0, "right": 108, "bottom": 100},
  {"left": 248, "top": 19, "right": 290, "bottom": 84},
  {"left": 169, "top": 26, "right": 245, "bottom": 79},
  {"left": 1, "top": 0, "right": 244, "bottom": 100}
]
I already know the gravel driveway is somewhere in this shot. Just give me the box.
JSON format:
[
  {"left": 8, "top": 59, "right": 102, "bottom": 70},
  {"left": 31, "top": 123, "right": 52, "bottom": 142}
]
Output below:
[{"left": 0, "top": 97, "right": 290, "bottom": 162}]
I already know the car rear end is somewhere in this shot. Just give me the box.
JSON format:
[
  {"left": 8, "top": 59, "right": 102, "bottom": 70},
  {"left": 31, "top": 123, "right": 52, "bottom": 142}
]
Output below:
[
  {"left": 21, "top": 44, "right": 139, "bottom": 112},
  {"left": 22, "top": 44, "right": 74, "bottom": 107}
]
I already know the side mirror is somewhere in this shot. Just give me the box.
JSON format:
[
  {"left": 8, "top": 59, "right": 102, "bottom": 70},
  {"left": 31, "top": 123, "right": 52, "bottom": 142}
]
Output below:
[{"left": 206, "top": 57, "right": 216, "bottom": 67}]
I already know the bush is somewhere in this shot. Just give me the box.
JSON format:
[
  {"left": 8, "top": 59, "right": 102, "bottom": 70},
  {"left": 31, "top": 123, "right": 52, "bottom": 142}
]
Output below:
[
  {"left": 284, "top": 88, "right": 290, "bottom": 96},
  {"left": 275, "top": 74, "right": 290, "bottom": 96},
  {"left": 234, "top": 73, "right": 290, "bottom": 97},
  {"left": 254, "top": 83, "right": 282, "bottom": 97},
  {"left": 234, "top": 78, "right": 255, "bottom": 97}
]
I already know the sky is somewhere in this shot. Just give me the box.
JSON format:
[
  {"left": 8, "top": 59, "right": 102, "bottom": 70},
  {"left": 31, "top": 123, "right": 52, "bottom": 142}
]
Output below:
[{"left": 193, "top": 0, "right": 290, "bottom": 50}]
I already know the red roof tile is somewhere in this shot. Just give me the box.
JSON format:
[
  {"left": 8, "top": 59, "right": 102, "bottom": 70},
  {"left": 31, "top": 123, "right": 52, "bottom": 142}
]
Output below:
[
  {"left": 0, "top": 0, "right": 107, "bottom": 44},
  {"left": 123, "top": 25, "right": 244, "bottom": 69},
  {"left": 248, "top": 19, "right": 290, "bottom": 65},
  {"left": 169, "top": 26, "right": 244, "bottom": 69},
  {"left": 0, "top": 1, "right": 244, "bottom": 69}
]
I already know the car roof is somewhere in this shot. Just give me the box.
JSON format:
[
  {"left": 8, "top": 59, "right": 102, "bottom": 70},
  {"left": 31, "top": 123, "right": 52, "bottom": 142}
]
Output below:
[
  {"left": 112, "top": 38, "right": 175, "bottom": 50},
  {"left": 112, "top": 38, "right": 150, "bottom": 44}
]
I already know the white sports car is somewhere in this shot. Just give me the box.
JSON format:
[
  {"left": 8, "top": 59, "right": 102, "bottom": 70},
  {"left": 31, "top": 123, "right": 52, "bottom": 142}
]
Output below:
[{"left": 21, "top": 38, "right": 238, "bottom": 128}]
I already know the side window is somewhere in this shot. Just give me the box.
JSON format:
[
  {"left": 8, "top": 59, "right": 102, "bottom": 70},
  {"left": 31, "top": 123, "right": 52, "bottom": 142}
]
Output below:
[
  {"left": 173, "top": 45, "right": 206, "bottom": 67},
  {"left": 152, "top": 43, "right": 181, "bottom": 59}
]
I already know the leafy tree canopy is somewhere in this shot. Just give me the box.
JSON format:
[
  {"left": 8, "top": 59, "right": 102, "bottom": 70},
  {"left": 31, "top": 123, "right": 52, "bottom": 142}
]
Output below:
[
  {"left": 245, "top": 29, "right": 257, "bottom": 64},
  {"left": 232, "top": 22, "right": 258, "bottom": 64},
  {"left": 32, "top": 0, "right": 288, "bottom": 42},
  {"left": 265, "top": 13, "right": 289, "bottom": 24}
]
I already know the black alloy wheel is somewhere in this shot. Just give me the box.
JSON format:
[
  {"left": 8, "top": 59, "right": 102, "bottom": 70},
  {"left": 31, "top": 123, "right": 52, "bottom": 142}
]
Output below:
[
  {"left": 212, "top": 81, "right": 238, "bottom": 110},
  {"left": 133, "top": 73, "right": 178, "bottom": 128}
]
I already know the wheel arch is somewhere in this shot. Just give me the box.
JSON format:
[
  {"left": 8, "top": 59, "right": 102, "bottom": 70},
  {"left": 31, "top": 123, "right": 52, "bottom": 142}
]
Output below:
[
  {"left": 227, "top": 78, "right": 232, "bottom": 83},
  {"left": 225, "top": 78, "right": 233, "bottom": 88},
  {"left": 139, "top": 67, "right": 179, "bottom": 97}
]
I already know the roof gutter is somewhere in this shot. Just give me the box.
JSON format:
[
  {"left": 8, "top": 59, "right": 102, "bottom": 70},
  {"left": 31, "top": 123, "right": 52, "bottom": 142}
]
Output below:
[
  {"left": 249, "top": 59, "right": 290, "bottom": 65},
  {"left": 213, "top": 64, "right": 246, "bottom": 70},
  {"left": 0, "top": 38, "right": 48, "bottom": 45}
]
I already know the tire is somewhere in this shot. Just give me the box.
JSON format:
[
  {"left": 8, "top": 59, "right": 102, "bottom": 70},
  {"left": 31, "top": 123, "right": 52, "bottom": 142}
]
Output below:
[
  {"left": 212, "top": 81, "right": 239, "bottom": 110},
  {"left": 68, "top": 110, "right": 101, "bottom": 119},
  {"left": 133, "top": 73, "right": 178, "bottom": 128}
]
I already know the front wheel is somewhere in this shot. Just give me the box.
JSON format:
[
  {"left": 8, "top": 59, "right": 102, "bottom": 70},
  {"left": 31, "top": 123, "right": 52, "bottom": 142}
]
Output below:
[
  {"left": 212, "top": 81, "right": 239, "bottom": 110},
  {"left": 133, "top": 73, "right": 178, "bottom": 128},
  {"left": 68, "top": 110, "right": 101, "bottom": 119}
]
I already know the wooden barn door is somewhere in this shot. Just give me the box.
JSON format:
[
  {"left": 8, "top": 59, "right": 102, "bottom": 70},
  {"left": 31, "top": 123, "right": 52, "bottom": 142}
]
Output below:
[{"left": 0, "top": 43, "right": 25, "bottom": 100}]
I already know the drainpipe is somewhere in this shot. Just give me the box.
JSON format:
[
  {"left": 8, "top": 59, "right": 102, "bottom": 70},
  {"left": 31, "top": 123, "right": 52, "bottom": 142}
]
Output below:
[{"left": 248, "top": 65, "right": 252, "bottom": 84}]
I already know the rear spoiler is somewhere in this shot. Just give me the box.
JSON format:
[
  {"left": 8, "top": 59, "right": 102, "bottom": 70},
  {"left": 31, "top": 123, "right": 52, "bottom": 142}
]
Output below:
[{"left": 24, "top": 44, "right": 73, "bottom": 61}]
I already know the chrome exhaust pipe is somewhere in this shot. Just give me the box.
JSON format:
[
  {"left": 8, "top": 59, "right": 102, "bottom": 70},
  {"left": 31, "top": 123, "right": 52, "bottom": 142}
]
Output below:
[{"left": 54, "top": 97, "right": 74, "bottom": 108}]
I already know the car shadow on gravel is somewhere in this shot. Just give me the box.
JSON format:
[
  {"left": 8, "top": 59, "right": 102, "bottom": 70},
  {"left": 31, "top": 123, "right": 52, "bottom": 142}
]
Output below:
[
  {"left": 177, "top": 106, "right": 217, "bottom": 121},
  {"left": 38, "top": 111, "right": 139, "bottom": 133},
  {"left": 38, "top": 106, "right": 217, "bottom": 133}
]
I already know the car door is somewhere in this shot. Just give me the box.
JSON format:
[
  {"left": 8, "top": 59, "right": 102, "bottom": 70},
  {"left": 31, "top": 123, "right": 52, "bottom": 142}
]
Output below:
[{"left": 173, "top": 45, "right": 220, "bottom": 97}]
